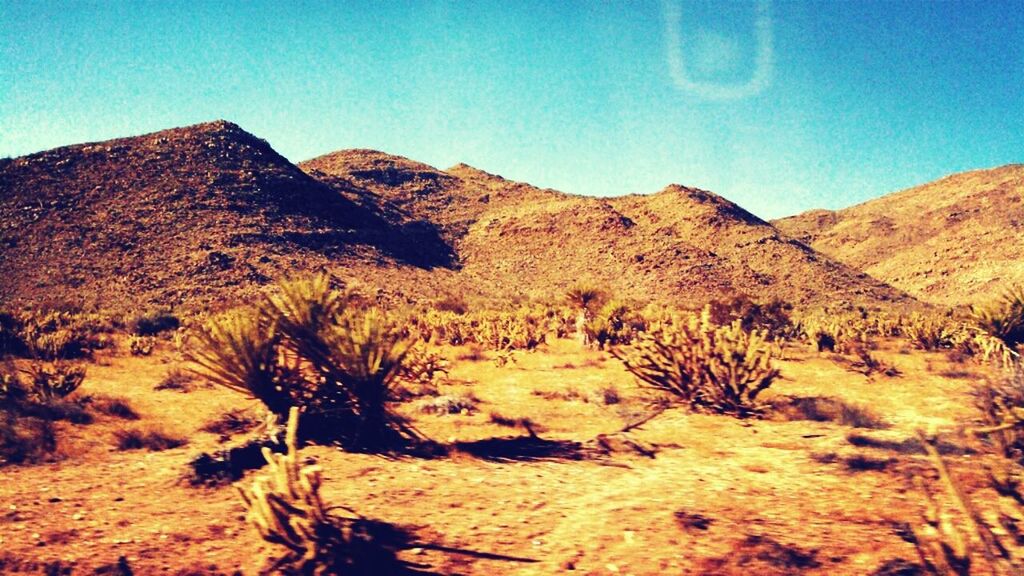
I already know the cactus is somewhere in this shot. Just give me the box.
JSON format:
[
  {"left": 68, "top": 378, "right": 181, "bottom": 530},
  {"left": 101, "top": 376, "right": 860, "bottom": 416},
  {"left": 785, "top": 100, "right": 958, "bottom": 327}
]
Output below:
[
  {"left": 612, "top": 306, "right": 779, "bottom": 417},
  {"left": 238, "top": 407, "right": 362, "bottom": 573}
]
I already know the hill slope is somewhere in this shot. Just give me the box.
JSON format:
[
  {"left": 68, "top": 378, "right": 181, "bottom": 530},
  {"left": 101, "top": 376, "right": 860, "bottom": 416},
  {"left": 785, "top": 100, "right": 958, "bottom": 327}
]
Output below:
[
  {"left": 0, "top": 121, "right": 913, "bottom": 314},
  {"left": 774, "top": 164, "right": 1024, "bottom": 305},
  {"left": 0, "top": 121, "right": 455, "bottom": 313},
  {"left": 301, "top": 152, "right": 911, "bottom": 309}
]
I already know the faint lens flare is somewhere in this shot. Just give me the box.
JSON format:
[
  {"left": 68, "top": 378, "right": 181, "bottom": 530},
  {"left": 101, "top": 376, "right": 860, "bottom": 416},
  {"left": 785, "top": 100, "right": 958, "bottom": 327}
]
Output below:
[{"left": 662, "top": 0, "right": 774, "bottom": 100}]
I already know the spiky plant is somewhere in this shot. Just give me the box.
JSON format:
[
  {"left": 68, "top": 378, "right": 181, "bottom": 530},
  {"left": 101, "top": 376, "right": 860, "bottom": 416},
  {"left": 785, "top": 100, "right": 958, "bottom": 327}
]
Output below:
[
  {"left": 188, "top": 277, "right": 418, "bottom": 449},
  {"left": 24, "top": 361, "right": 85, "bottom": 401},
  {"left": 973, "top": 286, "right": 1024, "bottom": 349},
  {"left": 238, "top": 407, "right": 397, "bottom": 574},
  {"left": 186, "top": 310, "right": 294, "bottom": 416},
  {"left": 613, "top": 306, "right": 779, "bottom": 417}
]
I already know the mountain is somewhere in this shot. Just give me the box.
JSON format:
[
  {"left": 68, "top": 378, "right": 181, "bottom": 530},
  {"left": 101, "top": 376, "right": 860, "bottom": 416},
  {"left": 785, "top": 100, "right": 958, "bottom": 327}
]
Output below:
[
  {"left": 0, "top": 121, "right": 913, "bottom": 315},
  {"left": 774, "top": 164, "right": 1024, "bottom": 306},
  {"left": 0, "top": 121, "right": 456, "bottom": 313},
  {"left": 301, "top": 152, "right": 911, "bottom": 309}
]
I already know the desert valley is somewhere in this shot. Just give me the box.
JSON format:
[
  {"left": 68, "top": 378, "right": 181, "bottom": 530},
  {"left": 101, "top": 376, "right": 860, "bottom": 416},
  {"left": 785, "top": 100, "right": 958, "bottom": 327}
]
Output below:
[{"left": 0, "top": 120, "right": 1022, "bottom": 575}]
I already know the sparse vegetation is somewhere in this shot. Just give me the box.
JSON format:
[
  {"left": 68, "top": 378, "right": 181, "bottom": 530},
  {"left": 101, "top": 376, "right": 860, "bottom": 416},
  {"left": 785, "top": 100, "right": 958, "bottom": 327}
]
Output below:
[
  {"left": 129, "top": 310, "right": 180, "bottom": 336},
  {"left": 613, "top": 306, "right": 780, "bottom": 417},
  {"left": 113, "top": 425, "right": 187, "bottom": 451},
  {"left": 127, "top": 334, "right": 155, "bottom": 356}
]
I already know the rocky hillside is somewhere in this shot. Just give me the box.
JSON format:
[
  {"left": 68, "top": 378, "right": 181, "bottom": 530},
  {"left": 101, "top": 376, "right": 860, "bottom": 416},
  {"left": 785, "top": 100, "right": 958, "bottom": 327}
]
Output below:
[
  {"left": 302, "top": 151, "right": 911, "bottom": 309},
  {"left": 0, "top": 121, "right": 456, "bottom": 314},
  {"left": 0, "top": 121, "right": 914, "bottom": 315},
  {"left": 775, "top": 164, "right": 1024, "bottom": 306}
]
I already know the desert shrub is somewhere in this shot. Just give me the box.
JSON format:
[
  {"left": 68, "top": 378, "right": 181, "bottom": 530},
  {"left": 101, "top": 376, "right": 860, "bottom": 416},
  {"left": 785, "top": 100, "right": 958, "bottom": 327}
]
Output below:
[
  {"left": 972, "top": 286, "right": 1024, "bottom": 349},
  {"left": 769, "top": 396, "right": 888, "bottom": 429},
  {"left": 238, "top": 408, "right": 405, "bottom": 574},
  {"left": 155, "top": 367, "right": 194, "bottom": 391},
  {"left": 565, "top": 285, "right": 607, "bottom": 313},
  {"left": 130, "top": 310, "right": 180, "bottom": 336},
  {"left": 188, "top": 275, "right": 419, "bottom": 449},
  {"left": 113, "top": 425, "right": 186, "bottom": 451},
  {"left": 83, "top": 395, "right": 139, "bottom": 420},
  {"left": 415, "top": 393, "right": 478, "bottom": 415},
  {"left": 127, "top": 334, "right": 155, "bottom": 356},
  {"left": 972, "top": 363, "right": 1024, "bottom": 460},
  {"left": 23, "top": 361, "right": 85, "bottom": 401},
  {"left": 14, "top": 310, "right": 110, "bottom": 359},
  {"left": 709, "top": 295, "right": 794, "bottom": 340},
  {"left": 613, "top": 306, "right": 779, "bottom": 417},
  {"left": 433, "top": 294, "right": 468, "bottom": 315},
  {"left": 600, "top": 385, "right": 621, "bottom": 405},
  {"left": 904, "top": 313, "right": 958, "bottom": 351},
  {"left": 201, "top": 408, "right": 263, "bottom": 438},
  {"left": 0, "top": 414, "right": 58, "bottom": 465},
  {"left": 849, "top": 345, "right": 901, "bottom": 377},
  {"left": 399, "top": 347, "right": 449, "bottom": 385},
  {"left": 586, "top": 300, "right": 643, "bottom": 349}
]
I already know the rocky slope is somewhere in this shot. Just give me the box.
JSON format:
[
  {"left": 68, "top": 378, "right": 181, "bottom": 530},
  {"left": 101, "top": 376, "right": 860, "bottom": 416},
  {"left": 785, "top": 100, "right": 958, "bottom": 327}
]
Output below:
[{"left": 775, "top": 164, "right": 1024, "bottom": 306}]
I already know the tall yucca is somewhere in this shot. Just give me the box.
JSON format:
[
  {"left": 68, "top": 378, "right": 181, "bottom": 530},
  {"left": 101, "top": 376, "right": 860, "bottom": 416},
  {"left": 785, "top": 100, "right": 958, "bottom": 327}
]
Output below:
[
  {"left": 188, "top": 276, "right": 419, "bottom": 449},
  {"left": 565, "top": 285, "right": 607, "bottom": 312},
  {"left": 973, "top": 286, "right": 1024, "bottom": 349}
]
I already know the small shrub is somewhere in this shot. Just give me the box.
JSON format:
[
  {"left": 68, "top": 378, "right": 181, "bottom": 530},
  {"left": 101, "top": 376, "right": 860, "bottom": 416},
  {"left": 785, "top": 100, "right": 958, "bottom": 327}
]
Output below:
[
  {"left": 972, "top": 286, "right": 1024, "bottom": 349},
  {"left": 24, "top": 362, "right": 85, "bottom": 401},
  {"left": 130, "top": 311, "right": 180, "bottom": 336},
  {"left": 709, "top": 295, "right": 793, "bottom": 340},
  {"left": 201, "top": 408, "right": 262, "bottom": 438},
  {"left": 84, "top": 395, "right": 139, "bottom": 420},
  {"left": 770, "top": 396, "right": 889, "bottom": 429},
  {"left": 127, "top": 335, "right": 155, "bottom": 356},
  {"left": 113, "top": 426, "right": 186, "bottom": 451},
  {"left": 416, "top": 394, "right": 478, "bottom": 415},
  {"left": 0, "top": 414, "right": 58, "bottom": 465},
  {"left": 155, "top": 367, "right": 194, "bottom": 391},
  {"left": 600, "top": 385, "right": 621, "bottom": 405},
  {"left": 613, "top": 306, "right": 779, "bottom": 417}
]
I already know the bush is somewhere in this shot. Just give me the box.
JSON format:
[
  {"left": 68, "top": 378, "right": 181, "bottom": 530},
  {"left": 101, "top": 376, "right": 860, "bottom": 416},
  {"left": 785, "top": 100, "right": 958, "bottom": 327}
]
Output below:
[
  {"left": 0, "top": 414, "right": 58, "bottom": 465},
  {"left": 14, "top": 310, "right": 110, "bottom": 359},
  {"left": 23, "top": 362, "right": 85, "bottom": 401},
  {"left": 127, "top": 334, "right": 155, "bottom": 356},
  {"left": 973, "top": 286, "right": 1024, "bottom": 349},
  {"left": 709, "top": 295, "right": 793, "bottom": 340},
  {"left": 188, "top": 275, "right": 419, "bottom": 450},
  {"left": 612, "top": 306, "right": 779, "bottom": 417},
  {"left": 113, "top": 425, "right": 186, "bottom": 451},
  {"left": 130, "top": 310, "right": 180, "bottom": 336}
]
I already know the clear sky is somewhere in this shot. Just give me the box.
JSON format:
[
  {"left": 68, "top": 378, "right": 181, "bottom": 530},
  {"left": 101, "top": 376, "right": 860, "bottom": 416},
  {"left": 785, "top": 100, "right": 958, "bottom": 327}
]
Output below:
[{"left": 1, "top": 1, "right": 1022, "bottom": 218}]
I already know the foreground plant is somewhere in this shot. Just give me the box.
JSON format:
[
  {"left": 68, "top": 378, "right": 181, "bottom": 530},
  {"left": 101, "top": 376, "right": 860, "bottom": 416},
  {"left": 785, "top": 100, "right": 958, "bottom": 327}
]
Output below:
[
  {"left": 973, "top": 286, "right": 1024, "bottom": 350},
  {"left": 188, "top": 275, "right": 419, "bottom": 449},
  {"left": 238, "top": 407, "right": 400, "bottom": 574},
  {"left": 612, "top": 306, "right": 779, "bottom": 417}
]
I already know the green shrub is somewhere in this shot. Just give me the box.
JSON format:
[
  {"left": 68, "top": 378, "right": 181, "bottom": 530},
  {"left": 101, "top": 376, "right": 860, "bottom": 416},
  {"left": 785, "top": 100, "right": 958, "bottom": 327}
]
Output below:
[{"left": 612, "top": 306, "right": 779, "bottom": 417}]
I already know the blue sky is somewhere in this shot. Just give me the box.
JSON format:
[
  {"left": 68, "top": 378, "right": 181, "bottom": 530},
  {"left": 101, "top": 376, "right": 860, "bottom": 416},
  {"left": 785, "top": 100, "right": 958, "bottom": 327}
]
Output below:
[{"left": 1, "top": 1, "right": 1021, "bottom": 218}]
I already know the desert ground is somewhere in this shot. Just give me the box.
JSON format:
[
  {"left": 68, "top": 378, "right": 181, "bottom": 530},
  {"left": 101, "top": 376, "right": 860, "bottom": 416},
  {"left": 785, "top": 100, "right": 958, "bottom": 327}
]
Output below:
[{"left": 0, "top": 332, "right": 1008, "bottom": 575}]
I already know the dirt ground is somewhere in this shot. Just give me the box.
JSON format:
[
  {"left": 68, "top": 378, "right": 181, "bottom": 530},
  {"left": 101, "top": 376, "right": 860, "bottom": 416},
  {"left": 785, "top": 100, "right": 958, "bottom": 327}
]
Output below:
[{"left": 0, "top": 338, "right": 1003, "bottom": 575}]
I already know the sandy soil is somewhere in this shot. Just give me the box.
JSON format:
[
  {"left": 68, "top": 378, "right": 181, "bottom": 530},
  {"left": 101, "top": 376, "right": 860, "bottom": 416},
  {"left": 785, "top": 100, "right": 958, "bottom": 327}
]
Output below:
[{"left": 0, "top": 339, "right": 1002, "bottom": 575}]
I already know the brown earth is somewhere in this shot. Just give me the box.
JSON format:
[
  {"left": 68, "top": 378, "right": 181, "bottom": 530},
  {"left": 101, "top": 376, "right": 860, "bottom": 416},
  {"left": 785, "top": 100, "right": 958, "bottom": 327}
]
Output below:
[
  {"left": 2, "top": 121, "right": 912, "bottom": 316},
  {"left": 0, "top": 338, "right": 1000, "bottom": 575},
  {"left": 774, "top": 164, "right": 1024, "bottom": 306}
]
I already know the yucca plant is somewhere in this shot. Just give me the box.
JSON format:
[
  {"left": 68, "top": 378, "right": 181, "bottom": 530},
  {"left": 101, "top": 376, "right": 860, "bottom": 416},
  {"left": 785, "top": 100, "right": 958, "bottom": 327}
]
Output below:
[
  {"left": 973, "top": 286, "right": 1024, "bottom": 350},
  {"left": 613, "top": 306, "right": 779, "bottom": 417},
  {"left": 188, "top": 276, "right": 419, "bottom": 450},
  {"left": 187, "top": 310, "right": 294, "bottom": 416}
]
